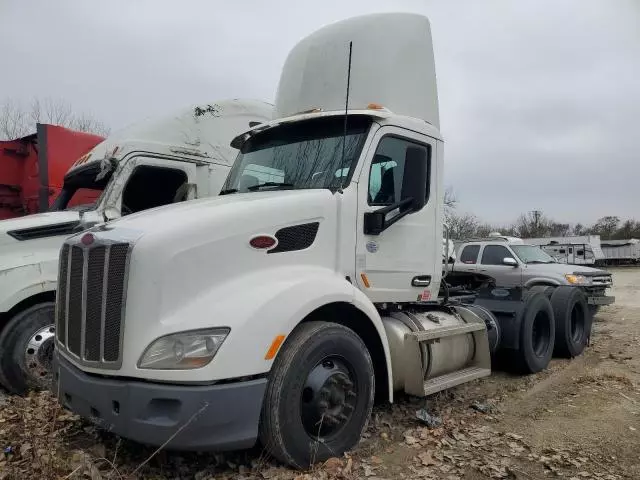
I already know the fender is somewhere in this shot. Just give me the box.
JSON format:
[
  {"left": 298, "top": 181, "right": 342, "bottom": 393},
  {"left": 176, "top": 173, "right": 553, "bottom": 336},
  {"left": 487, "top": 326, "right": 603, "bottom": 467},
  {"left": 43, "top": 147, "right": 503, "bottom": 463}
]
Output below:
[
  {"left": 523, "top": 277, "right": 560, "bottom": 288},
  {"left": 85, "top": 264, "right": 394, "bottom": 401},
  {"left": 0, "top": 260, "right": 58, "bottom": 313}
]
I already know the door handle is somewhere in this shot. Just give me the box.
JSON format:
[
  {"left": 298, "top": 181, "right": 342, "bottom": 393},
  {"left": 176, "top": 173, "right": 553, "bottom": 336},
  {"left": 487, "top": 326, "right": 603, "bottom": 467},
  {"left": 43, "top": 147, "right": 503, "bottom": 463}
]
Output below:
[{"left": 412, "top": 275, "right": 432, "bottom": 287}]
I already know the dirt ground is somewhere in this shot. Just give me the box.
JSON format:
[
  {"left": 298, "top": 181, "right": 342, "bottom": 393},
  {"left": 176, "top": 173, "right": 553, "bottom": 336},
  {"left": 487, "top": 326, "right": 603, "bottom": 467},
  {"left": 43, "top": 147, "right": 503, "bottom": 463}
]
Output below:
[{"left": 0, "top": 268, "right": 638, "bottom": 479}]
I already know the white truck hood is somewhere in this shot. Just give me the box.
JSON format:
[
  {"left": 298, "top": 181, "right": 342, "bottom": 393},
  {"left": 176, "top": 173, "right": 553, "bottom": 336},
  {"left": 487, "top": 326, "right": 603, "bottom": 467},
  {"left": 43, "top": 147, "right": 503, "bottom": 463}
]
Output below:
[{"left": 0, "top": 211, "right": 81, "bottom": 246}]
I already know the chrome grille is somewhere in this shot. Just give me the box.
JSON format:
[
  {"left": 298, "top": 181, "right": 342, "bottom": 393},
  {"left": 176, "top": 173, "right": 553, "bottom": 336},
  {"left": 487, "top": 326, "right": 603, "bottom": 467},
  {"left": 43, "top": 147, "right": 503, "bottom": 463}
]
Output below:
[
  {"left": 56, "top": 239, "right": 131, "bottom": 368},
  {"left": 592, "top": 276, "right": 613, "bottom": 286}
]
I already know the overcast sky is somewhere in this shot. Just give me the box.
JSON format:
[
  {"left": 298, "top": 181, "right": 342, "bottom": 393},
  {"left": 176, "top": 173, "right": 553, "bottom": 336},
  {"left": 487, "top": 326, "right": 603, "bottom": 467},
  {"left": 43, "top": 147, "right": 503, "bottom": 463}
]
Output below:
[{"left": 1, "top": 0, "right": 638, "bottom": 225}]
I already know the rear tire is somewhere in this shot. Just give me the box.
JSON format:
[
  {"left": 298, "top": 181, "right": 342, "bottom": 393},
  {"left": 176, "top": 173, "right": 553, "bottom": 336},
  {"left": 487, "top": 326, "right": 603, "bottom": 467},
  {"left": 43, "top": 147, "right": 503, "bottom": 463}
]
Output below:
[
  {"left": 0, "top": 302, "right": 56, "bottom": 395},
  {"left": 259, "top": 321, "right": 375, "bottom": 469},
  {"left": 550, "top": 287, "right": 590, "bottom": 358},
  {"left": 512, "top": 292, "right": 555, "bottom": 374}
]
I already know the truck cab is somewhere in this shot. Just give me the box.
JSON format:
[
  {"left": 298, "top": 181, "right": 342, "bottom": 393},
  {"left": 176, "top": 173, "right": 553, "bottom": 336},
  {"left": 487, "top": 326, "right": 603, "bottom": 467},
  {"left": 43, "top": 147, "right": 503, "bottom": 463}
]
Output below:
[
  {"left": 52, "top": 13, "right": 591, "bottom": 469},
  {"left": 0, "top": 99, "right": 272, "bottom": 394}
]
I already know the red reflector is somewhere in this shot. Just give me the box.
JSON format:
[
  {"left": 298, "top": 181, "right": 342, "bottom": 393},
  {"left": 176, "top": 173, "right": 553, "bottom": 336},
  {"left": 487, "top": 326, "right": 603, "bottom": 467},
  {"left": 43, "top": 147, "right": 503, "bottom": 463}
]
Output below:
[
  {"left": 250, "top": 235, "right": 277, "bottom": 250},
  {"left": 81, "top": 233, "right": 95, "bottom": 246}
]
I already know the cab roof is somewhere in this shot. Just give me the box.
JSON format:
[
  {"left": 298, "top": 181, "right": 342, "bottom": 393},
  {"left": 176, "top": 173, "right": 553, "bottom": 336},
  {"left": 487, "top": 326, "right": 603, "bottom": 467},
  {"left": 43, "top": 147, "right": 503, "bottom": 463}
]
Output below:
[{"left": 66, "top": 98, "right": 273, "bottom": 174}]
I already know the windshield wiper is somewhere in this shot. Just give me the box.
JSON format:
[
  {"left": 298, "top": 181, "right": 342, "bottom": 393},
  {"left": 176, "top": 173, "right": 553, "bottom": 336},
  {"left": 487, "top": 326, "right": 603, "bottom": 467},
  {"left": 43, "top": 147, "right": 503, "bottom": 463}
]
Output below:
[
  {"left": 248, "top": 182, "right": 294, "bottom": 191},
  {"left": 219, "top": 188, "right": 238, "bottom": 195}
]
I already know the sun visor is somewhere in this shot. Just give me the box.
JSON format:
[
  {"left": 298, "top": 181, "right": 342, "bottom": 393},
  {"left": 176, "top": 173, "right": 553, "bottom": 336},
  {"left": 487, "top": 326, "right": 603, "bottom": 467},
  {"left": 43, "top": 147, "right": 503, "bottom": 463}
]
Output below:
[{"left": 274, "top": 13, "right": 439, "bottom": 128}]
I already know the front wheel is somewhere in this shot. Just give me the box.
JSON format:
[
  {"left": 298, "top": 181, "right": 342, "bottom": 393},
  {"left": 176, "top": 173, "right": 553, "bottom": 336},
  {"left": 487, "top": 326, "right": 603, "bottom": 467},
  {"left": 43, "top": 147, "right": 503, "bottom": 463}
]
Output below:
[
  {"left": 259, "top": 321, "right": 375, "bottom": 469},
  {"left": 0, "top": 302, "right": 56, "bottom": 395}
]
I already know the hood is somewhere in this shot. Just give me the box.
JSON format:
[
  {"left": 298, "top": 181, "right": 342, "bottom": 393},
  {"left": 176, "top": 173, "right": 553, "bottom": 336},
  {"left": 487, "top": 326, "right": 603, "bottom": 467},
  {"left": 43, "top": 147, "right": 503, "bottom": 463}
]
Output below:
[
  {"left": 0, "top": 210, "right": 81, "bottom": 246},
  {"left": 525, "top": 262, "right": 611, "bottom": 277},
  {"left": 99, "top": 189, "right": 332, "bottom": 236},
  {"left": 82, "top": 189, "right": 340, "bottom": 329}
]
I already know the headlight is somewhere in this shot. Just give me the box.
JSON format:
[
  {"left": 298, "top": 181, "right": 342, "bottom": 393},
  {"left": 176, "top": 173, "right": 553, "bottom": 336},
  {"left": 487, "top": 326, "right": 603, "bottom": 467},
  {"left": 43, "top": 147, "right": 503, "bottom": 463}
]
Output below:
[
  {"left": 564, "top": 274, "right": 591, "bottom": 285},
  {"left": 138, "top": 328, "right": 230, "bottom": 370}
]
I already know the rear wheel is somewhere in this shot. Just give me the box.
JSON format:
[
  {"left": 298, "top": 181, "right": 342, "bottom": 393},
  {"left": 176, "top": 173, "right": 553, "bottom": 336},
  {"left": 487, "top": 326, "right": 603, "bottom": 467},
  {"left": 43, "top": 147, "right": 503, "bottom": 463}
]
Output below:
[
  {"left": 512, "top": 292, "right": 555, "bottom": 374},
  {"left": 259, "top": 321, "right": 375, "bottom": 469},
  {"left": 529, "top": 285, "right": 555, "bottom": 298},
  {"left": 0, "top": 302, "right": 56, "bottom": 395},
  {"left": 551, "top": 287, "right": 590, "bottom": 358}
]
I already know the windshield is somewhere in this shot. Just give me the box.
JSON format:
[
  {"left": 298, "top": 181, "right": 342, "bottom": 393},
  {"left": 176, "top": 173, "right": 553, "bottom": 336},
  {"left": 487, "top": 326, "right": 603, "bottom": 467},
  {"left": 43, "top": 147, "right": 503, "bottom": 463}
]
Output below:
[
  {"left": 50, "top": 162, "right": 113, "bottom": 212},
  {"left": 511, "top": 245, "right": 556, "bottom": 264},
  {"left": 222, "top": 115, "right": 372, "bottom": 193}
]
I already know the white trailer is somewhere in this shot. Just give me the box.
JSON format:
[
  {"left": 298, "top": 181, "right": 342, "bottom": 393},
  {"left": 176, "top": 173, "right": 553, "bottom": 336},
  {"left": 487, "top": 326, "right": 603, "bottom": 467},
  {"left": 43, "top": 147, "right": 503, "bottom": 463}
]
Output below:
[
  {"left": 600, "top": 238, "right": 640, "bottom": 265},
  {"left": 524, "top": 235, "right": 604, "bottom": 266},
  {"left": 0, "top": 99, "right": 272, "bottom": 394},
  {"left": 52, "top": 14, "right": 590, "bottom": 468}
]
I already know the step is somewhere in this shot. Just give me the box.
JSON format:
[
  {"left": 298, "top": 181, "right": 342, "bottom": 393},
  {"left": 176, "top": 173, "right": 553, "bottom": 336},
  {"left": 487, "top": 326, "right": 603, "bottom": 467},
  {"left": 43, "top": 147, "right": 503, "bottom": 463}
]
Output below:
[
  {"left": 421, "top": 366, "right": 492, "bottom": 396},
  {"left": 407, "top": 322, "right": 486, "bottom": 343}
]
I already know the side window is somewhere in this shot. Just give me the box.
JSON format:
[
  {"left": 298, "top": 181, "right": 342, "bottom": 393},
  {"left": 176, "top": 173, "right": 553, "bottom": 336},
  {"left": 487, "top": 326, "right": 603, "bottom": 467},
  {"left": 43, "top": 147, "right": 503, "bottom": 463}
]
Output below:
[
  {"left": 481, "top": 245, "right": 514, "bottom": 265},
  {"left": 66, "top": 188, "right": 102, "bottom": 209},
  {"left": 368, "top": 136, "right": 431, "bottom": 206},
  {"left": 569, "top": 247, "right": 573, "bottom": 254},
  {"left": 121, "top": 166, "right": 187, "bottom": 215},
  {"left": 460, "top": 245, "right": 480, "bottom": 264}
]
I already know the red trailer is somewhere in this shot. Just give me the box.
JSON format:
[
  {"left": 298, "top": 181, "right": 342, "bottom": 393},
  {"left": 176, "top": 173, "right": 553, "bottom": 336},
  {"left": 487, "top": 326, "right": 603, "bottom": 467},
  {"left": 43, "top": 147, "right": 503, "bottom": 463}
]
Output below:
[{"left": 0, "top": 124, "right": 104, "bottom": 220}]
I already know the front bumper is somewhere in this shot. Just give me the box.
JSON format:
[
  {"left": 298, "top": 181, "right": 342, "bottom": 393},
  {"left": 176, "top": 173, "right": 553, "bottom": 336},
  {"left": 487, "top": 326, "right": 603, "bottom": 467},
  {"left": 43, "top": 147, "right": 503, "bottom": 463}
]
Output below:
[
  {"left": 53, "top": 352, "right": 267, "bottom": 451},
  {"left": 586, "top": 295, "right": 615, "bottom": 306}
]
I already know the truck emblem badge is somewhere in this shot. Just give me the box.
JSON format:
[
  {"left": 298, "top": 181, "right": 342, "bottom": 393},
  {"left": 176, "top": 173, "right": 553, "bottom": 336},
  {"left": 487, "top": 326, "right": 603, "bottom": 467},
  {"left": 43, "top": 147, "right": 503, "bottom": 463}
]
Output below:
[
  {"left": 366, "top": 241, "right": 378, "bottom": 253},
  {"left": 491, "top": 288, "right": 509, "bottom": 298}
]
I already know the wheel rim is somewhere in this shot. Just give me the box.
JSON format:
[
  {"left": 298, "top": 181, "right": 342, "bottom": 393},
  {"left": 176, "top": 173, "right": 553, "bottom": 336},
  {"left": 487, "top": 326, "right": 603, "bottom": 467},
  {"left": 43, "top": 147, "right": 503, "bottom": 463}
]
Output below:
[
  {"left": 531, "top": 311, "right": 551, "bottom": 357},
  {"left": 24, "top": 324, "right": 56, "bottom": 386},
  {"left": 570, "top": 304, "right": 585, "bottom": 343},
  {"left": 300, "top": 356, "right": 357, "bottom": 440}
]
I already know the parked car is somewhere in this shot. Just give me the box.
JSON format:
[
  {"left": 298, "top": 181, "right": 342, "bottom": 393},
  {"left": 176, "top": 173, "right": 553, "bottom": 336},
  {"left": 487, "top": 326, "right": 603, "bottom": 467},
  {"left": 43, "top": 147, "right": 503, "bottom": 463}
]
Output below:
[{"left": 452, "top": 236, "right": 614, "bottom": 315}]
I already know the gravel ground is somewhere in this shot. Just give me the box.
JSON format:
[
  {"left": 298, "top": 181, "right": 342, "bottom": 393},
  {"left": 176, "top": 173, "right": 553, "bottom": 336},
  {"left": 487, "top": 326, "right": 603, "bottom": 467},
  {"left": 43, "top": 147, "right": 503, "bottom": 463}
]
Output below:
[{"left": 0, "top": 268, "right": 638, "bottom": 479}]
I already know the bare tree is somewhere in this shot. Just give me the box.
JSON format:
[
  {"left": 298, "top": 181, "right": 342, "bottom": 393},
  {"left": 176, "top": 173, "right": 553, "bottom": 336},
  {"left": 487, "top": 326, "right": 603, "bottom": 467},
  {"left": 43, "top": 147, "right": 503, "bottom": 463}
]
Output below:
[
  {"left": 446, "top": 212, "right": 479, "bottom": 240},
  {"left": 0, "top": 99, "right": 29, "bottom": 139},
  {"left": 0, "top": 97, "right": 110, "bottom": 140}
]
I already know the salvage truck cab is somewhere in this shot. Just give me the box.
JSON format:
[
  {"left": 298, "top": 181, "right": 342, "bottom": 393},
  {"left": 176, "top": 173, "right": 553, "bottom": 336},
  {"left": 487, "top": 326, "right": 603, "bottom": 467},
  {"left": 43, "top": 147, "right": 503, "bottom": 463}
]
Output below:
[
  {"left": 53, "top": 13, "right": 590, "bottom": 468},
  {"left": 0, "top": 99, "right": 272, "bottom": 394}
]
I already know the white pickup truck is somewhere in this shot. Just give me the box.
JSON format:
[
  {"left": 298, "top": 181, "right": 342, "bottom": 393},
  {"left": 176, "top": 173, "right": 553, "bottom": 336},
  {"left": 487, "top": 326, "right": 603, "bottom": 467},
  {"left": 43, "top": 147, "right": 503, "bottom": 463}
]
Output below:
[
  {"left": 52, "top": 13, "right": 590, "bottom": 468},
  {"left": 0, "top": 99, "right": 272, "bottom": 394}
]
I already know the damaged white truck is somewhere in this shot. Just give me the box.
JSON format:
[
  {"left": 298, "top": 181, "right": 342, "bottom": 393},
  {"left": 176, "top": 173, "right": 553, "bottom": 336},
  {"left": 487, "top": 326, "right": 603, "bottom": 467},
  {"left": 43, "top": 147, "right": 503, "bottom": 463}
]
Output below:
[
  {"left": 53, "top": 14, "right": 593, "bottom": 468},
  {"left": 0, "top": 99, "right": 272, "bottom": 394}
]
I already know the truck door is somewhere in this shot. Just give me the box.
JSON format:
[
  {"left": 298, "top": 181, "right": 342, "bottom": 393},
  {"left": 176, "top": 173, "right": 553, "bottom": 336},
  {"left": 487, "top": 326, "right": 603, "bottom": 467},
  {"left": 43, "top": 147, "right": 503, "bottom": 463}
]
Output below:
[
  {"left": 355, "top": 126, "right": 438, "bottom": 303},
  {"left": 477, "top": 244, "right": 523, "bottom": 287},
  {"left": 104, "top": 156, "right": 198, "bottom": 217}
]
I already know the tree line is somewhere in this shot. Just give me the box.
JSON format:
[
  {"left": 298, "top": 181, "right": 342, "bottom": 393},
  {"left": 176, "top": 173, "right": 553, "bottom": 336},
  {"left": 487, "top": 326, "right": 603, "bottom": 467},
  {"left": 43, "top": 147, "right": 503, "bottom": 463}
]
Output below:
[
  {"left": 444, "top": 190, "right": 638, "bottom": 241},
  {"left": 1, "top": 97, "right": 110, "bottom": 140}
]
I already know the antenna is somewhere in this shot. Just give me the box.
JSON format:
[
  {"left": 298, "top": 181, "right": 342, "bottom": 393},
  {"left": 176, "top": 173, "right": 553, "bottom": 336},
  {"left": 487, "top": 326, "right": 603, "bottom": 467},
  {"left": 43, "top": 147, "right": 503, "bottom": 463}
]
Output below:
[{"left": 338, "top": 41, "right": 353, "bottom": 193}]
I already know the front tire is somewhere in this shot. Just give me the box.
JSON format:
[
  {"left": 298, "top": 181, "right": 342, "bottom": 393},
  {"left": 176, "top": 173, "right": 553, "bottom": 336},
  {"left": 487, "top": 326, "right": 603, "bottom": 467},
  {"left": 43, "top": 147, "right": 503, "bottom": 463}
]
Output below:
[
  {"left": 259, "top": 321, "right": 375, "bottom": 469},
  {"left": 0, "top": 302, "right": 56, "bottom": 395}
]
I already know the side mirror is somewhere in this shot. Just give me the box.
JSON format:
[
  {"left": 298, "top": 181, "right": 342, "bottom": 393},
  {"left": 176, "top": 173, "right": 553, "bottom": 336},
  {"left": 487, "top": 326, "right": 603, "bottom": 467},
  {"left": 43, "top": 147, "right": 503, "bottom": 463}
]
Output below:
[
  {"left": 400, "top": 146, "right": 427, "bottom": 211},
  {"left": 502, "top": 257, "right": 518, "bottom": 267},
  {"left": 363, "top": 146, "right": 428, "bottom": 236}
]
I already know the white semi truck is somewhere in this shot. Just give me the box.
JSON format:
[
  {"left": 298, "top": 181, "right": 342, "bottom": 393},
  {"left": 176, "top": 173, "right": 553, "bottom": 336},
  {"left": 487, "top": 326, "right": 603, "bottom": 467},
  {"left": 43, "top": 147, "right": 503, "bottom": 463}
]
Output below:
[
  {"left": 0, "top": 99, "right": 272, "bottom": 394},
  {"left": 52, "top": 14, "right": 585, "bottom": 468}
]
